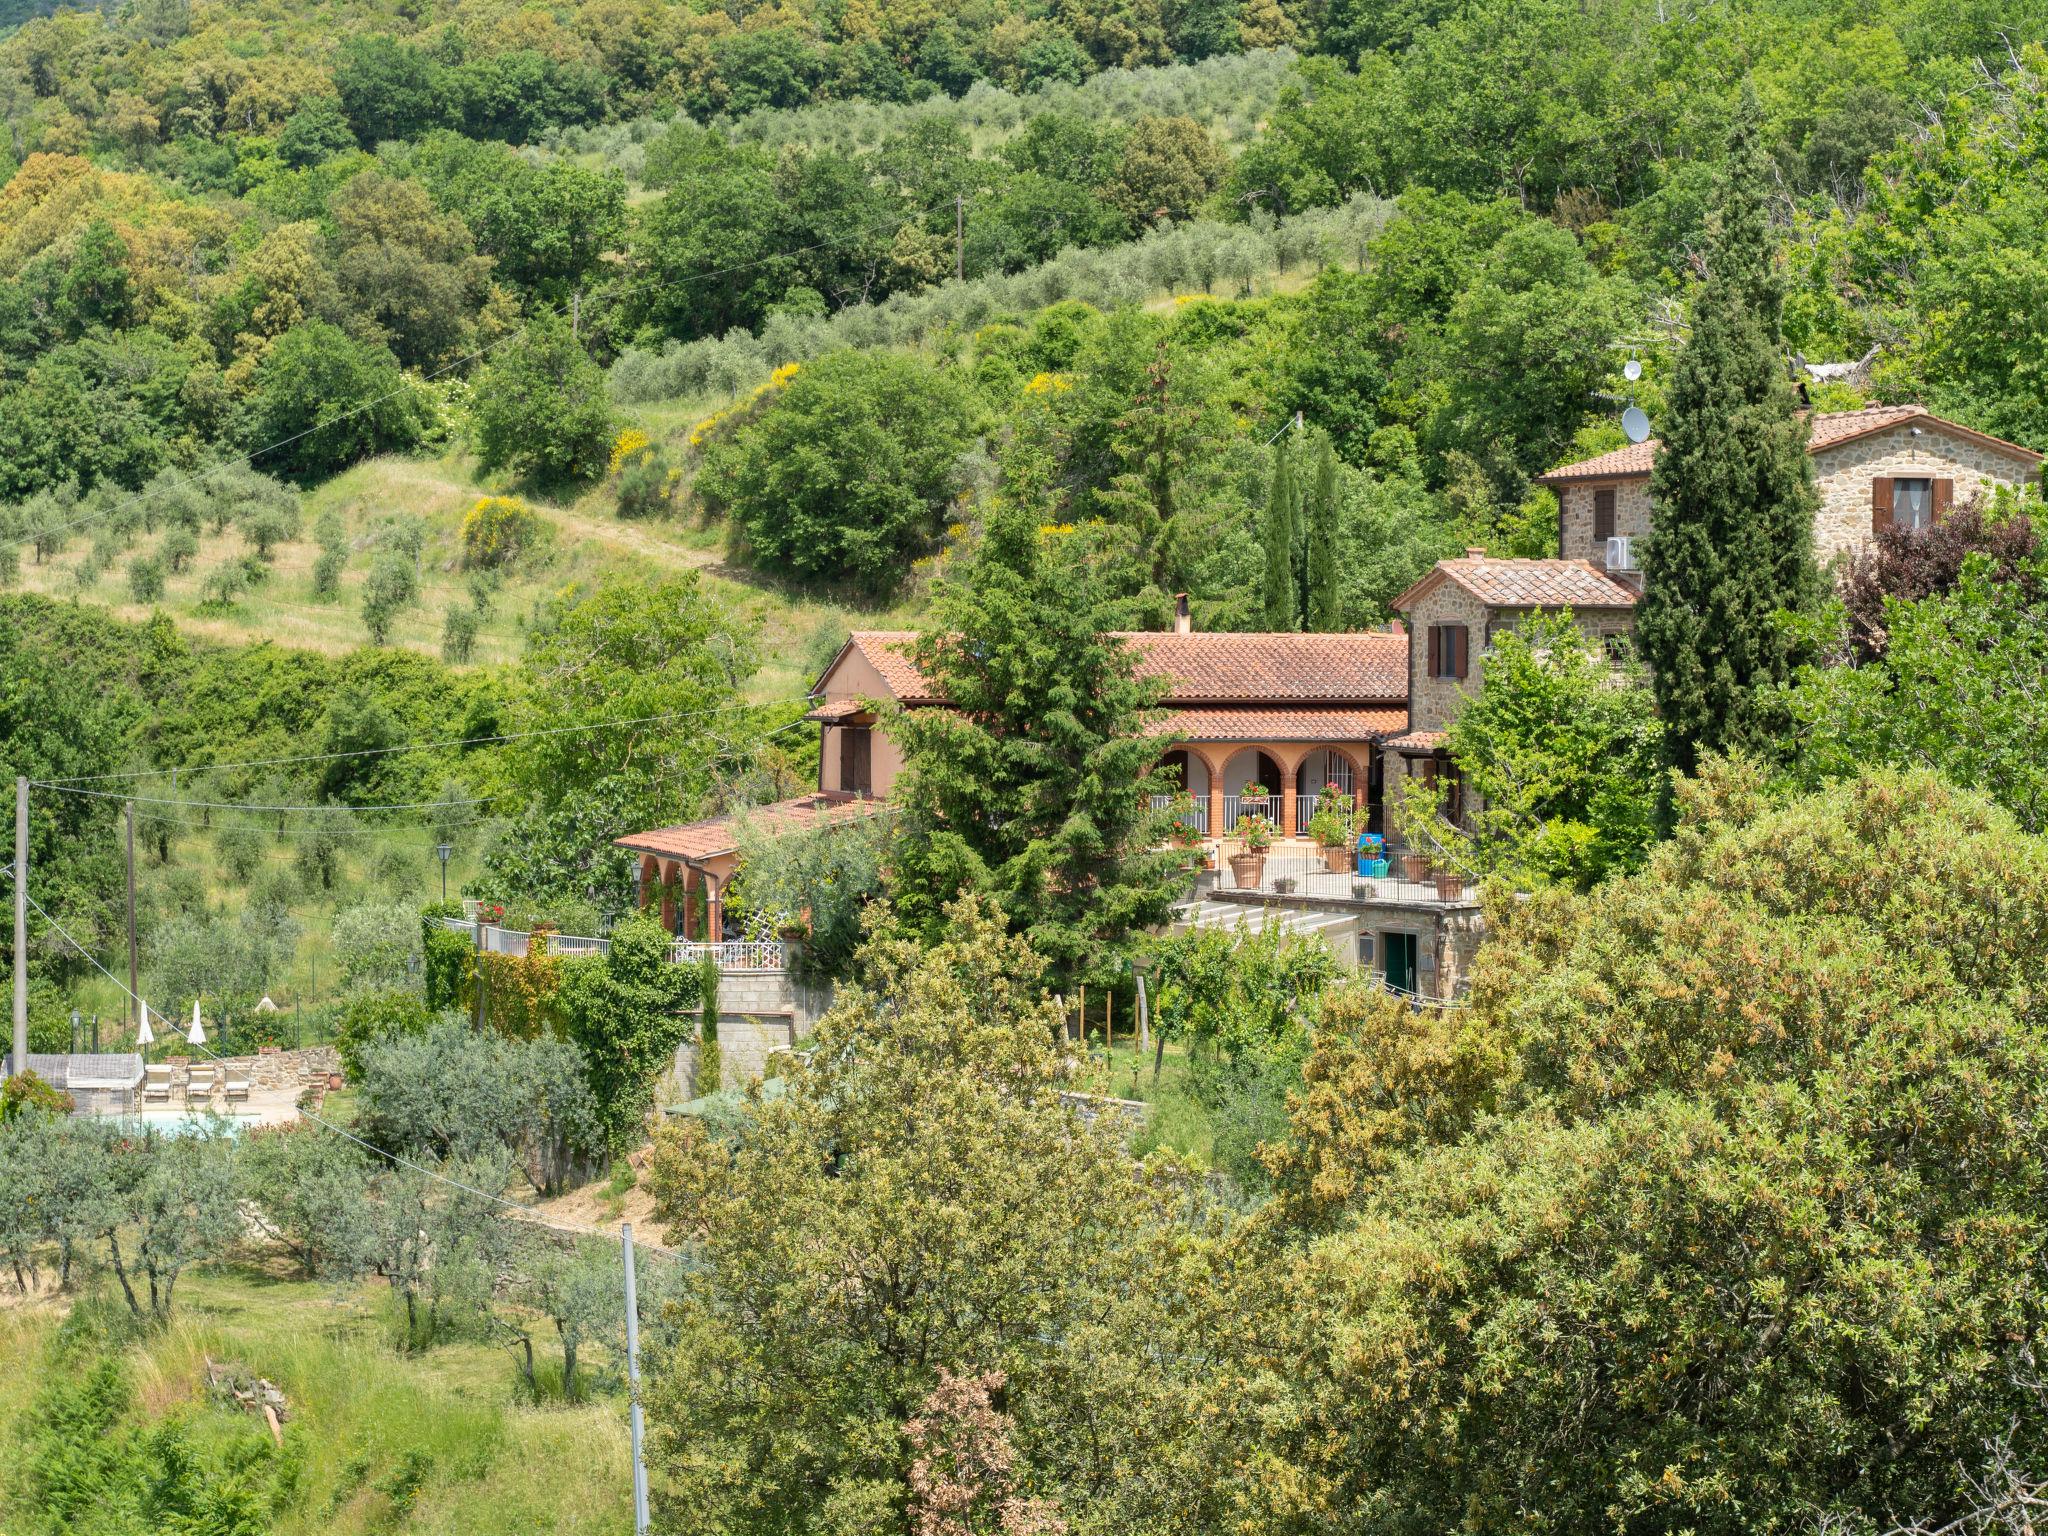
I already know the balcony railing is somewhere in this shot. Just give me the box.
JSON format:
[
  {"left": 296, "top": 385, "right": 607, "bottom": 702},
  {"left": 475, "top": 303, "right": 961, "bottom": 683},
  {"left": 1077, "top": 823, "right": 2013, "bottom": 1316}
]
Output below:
[
  {"left": 673, "top": 939, "right": 788, "bottom": 971},
  {"left": 1217, "top": 852, "right": 1477, "bottom": 906},
  {"left": 1296, "top": 792, "right": 1319, "bottom": 834},
  {"left": 1149, "top": 794, "right": 1208, "bottom": 835},
  {"left": 443, "top": 916, "right": 787, "bottom": 970}
]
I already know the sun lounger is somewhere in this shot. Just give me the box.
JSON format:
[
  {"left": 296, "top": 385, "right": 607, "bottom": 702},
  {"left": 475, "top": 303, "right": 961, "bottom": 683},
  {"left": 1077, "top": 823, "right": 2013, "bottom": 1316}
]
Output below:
[
  {"left": 141, "top": 1065, "right": 175, "bottom": 1104},
  {"left": 185, "top": 1064, "right": 217, "bottom": 1104},
  {"left": 223, "top": 1072, "right": 251, "bottom": 1104}
]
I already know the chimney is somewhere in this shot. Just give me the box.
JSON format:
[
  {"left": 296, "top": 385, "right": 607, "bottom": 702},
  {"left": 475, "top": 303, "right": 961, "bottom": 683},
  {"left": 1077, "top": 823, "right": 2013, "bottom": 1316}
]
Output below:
[
  {"left": 1465, "top": 547, "right": 1486, "bottom": 559},
  {"left": 1173, "top": 593, "right": 1191, "bottom": 635}
]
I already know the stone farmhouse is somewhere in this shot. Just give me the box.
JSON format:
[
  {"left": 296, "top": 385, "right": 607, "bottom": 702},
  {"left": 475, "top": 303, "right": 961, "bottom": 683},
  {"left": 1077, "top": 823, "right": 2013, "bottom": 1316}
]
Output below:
[
  {"left": 616, "top": 403, "right": 2038, "bottom": 1006},
  {"left": 1380, "top": 404, "right": 2043, "bottom": 799}
]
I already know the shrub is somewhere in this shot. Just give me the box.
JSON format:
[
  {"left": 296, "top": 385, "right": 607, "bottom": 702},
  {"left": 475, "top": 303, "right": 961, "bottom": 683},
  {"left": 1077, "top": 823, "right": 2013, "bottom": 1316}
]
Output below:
[
  {"left": 458, "top": 496, "right": 550, "bottom": 571},
  {"left": 197, "top": 560, "right": 247, "bottom": 608},
  {"left": 441, "top": 603, "right": 479, "bottom": 663},
  {"left": 158, "top": 526, "right": 197, "bottom": 573},
  {"left": 332, "top": 988, "right": 432, "bottom": 1080},
  {"left": 615, "top": 452, "right": 678, "bottom": 519},
  {"left": 311, "top": 544, "right": 346, "bottom": 598},
  {"left": 126, "top": 553, "right": 165, "bottom": 604},
  {"left": 361, "top": 550, "right": 417, "bottom": 643},
  {"left": 333, "top": 900, "right": 422, "bottom": 991}
]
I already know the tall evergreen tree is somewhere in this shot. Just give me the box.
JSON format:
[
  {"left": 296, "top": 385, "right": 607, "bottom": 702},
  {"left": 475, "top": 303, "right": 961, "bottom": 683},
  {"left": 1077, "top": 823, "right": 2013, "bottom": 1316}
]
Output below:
[
  {"left": 888, "top": 511, "right": 1190, "bottom": 990},
  {"left": 1304, "top": 434, "right": 1341, "bottom": 630},
  {"left": 1262, "top": 437, "right": 1298, "bottom": 629},
  {"left": 1635, "top": 86, "right": 1820, "bottom": 774}
]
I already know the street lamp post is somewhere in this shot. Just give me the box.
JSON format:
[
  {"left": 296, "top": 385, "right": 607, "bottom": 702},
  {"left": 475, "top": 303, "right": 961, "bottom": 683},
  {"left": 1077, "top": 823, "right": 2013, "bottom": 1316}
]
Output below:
[{"left": 435, "top": 843, "right": 454, "bottom": 903}]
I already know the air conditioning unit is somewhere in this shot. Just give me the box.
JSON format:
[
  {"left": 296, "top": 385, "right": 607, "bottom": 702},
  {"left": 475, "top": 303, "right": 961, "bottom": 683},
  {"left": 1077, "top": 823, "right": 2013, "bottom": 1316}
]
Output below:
[{"left": 1605, "top": 535, "right": 1636, "bottom": 572}]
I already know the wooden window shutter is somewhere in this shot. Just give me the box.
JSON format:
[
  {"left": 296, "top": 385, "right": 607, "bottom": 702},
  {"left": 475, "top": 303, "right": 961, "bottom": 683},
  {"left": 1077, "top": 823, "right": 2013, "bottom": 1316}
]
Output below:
[
  {"left": 843, "top": 726, "right": 872, "bottom": 796},
  {"left": 1933, "top": 478, "right": 1954, "bottom": 520},
  {"left": 1871, "top": 476, "right": 1894, "bottom": 534},
  {"left": 1427, "top": 624, "right": 1443, "bottom": 678},
  {"left": 1592, "top": 487, "right": 1616, "bottom": 544},
  {"left": 1451, "top": 624, "right": 1470, "bottom": 680}
]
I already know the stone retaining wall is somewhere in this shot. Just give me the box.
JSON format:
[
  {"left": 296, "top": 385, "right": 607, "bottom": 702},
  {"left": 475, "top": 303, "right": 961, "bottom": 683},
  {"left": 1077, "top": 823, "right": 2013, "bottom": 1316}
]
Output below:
[{"left": 178, "top": 1045, "right": 339, "bottom": 1088}]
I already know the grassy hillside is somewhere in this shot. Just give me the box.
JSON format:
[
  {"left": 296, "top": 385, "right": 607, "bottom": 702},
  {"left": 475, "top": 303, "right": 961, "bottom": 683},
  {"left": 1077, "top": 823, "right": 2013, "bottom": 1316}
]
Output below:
[
  {"left": 0, "top": 1268, "right": 633, "bottom": 1535},
  {"left": 10, "top": 449, "right": 927, "bottom": 702}
]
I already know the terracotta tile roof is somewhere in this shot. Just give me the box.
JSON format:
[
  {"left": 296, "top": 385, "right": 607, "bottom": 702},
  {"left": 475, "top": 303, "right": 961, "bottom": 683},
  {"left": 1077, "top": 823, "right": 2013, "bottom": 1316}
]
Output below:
[
  {"left": 617, "top": 793, "right": 885, "bottom": 864},
  {"left": 842, "top": 631, "right": 940, "bottom": 703},
  {"left": 1538, "top": 404, "right": 2043, "bottom": 484},
  {"left": 804, "top": 698, "right": 869, "bottom": 723},
  {"left": 1399, "top": 557, "right": 1639, "bottom": 612},
  {"left": 1384, "top": 729, "right": 1447, "bottom": 752},
  {"left": 831, "top": 629, "right": 1410, "bottom": 707},
  {"left": 1155, "top": 706, "right": 1409, "bottom": 743},
  {"left": 1117, "top": 631, "right": 1408, "bottom": 702}
]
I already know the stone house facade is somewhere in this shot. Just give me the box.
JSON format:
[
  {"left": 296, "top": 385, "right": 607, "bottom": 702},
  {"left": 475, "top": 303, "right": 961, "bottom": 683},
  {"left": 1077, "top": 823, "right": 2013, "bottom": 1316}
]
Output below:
[
  {"left": 1542, "top": 404, "right": 2042, "bottom": 578},
  {"left": 1382, "top": 553, "right": 1639, "bottom": 828}
]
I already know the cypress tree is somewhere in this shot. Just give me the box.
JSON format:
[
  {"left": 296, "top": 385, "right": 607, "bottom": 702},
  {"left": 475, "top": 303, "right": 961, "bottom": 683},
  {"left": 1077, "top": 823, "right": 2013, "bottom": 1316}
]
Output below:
[
  {"left": 889, "top": 508, "right": 1188, "bottom": 991},
  {"left": 1262, "top": 437, "right": 1298, "bottom": 630},
  {"left": 1305, "top": 434, "right": 1341, "bottom": 630},
  {"left": 1635, "top": 85, "right": 1820, "bottom": 775}
]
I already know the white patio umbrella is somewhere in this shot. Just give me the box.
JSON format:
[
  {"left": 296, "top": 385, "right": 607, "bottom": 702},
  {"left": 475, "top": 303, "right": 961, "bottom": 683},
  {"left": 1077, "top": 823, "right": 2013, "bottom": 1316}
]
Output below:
[
  {"left": 187, "top": 999, "right": 206, "bottom": 1047},
  {"left": 135, "top": 1002, "right": 155, "bottom": 1049}
]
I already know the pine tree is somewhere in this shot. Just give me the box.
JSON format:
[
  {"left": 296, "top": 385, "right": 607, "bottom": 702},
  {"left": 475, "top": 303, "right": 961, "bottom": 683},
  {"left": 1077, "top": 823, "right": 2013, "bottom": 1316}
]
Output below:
[
  {"left": 1262, "top": 437, "right": 1298, "bottom": 630},
  {"left": 888, "top": 509, "right": 1189, "bottom": 990},
  {"left": 1635, "top": 86, "right": 1820, "bottom": 775},
  {"left": 1304, "top": 434, "right": 1341, "bottom": 630}
]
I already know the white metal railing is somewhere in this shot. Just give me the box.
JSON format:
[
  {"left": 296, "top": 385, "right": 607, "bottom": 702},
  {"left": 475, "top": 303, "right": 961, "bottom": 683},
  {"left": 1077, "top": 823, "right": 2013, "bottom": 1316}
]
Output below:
[
  {"left": 1296, "top": 792, "right": 1319, "bottom": 833},
  {"left": 672, "top": 939, "right": 787, "bottom": 971},
  {"left": 451, "top": 920, "right": 786, "bottom": 970},
  {"left": 1220, "top": 794, "right": 1278, "bottom": 833},
  {"left": 1217, "top": 852, "right": 1476, "bottom": 905},
  {"left": 1149, "top": 794, "right": 1208, "bottom": 834}
]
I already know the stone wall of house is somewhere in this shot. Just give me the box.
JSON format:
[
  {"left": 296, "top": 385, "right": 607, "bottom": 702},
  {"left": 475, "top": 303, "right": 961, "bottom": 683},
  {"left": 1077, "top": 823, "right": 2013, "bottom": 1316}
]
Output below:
[
  {"left": 1404, "top": 580, "right": 1494, "bottom": 734},
  {"left": 1810, "top": 424, "right": 2037, "bottom": 565},
  {"left": 1558, "top": 478, "right": 1654, "bottom": 565}
]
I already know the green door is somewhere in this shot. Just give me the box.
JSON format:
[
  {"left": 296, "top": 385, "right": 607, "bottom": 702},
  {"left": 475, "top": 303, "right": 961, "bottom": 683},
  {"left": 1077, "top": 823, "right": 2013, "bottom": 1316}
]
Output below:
[{"left": 1383, "top": 932, "right": 1417, "bottom": 995}]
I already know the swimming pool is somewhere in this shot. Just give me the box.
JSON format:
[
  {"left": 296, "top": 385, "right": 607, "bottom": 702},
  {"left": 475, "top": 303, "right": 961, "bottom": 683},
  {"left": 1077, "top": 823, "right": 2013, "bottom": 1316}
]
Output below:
[{"left": 108, "top": 1107, "right": 268, "bottom": 1138}]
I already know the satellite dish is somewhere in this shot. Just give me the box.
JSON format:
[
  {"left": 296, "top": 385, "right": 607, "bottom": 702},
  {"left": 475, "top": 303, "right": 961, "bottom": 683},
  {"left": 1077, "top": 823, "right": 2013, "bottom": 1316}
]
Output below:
[
  {"left": 1623, "top": 358, "right": 1642, "bottom": 381},
  {"left": 1621, "top": 406, "right": 1652, "bottom": 444}
]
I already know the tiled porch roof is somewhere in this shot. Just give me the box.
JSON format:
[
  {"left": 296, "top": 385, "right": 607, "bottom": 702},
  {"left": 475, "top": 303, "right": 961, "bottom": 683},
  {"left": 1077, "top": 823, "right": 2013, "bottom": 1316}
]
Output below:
[
  {"left": 831, "top": 628, "right": 1410, "bottom": 708},
  {"left": 1383, "top": 729, "right": 1447, "bottom": 753},
  {"left": 1157, "top": 705, "right": 1408, "bottom": 742},
  {"left": 804, "top": 698, "right": 870, "bottom": 723},
  {"left": 617, "top": 793, "right": 885, "bottom": 864}
]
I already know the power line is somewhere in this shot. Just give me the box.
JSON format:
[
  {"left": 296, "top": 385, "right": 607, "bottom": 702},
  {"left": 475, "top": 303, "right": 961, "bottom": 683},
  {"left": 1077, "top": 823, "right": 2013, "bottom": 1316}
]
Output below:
[
  {"left": 41, "top": 699, "right": 784, "bottom": 785},
  {"left": 2, "top": 192, "right": 970, "bottom": 558},
  {"left": 33, "top": 785, "right": 507, "bottom": 814}
]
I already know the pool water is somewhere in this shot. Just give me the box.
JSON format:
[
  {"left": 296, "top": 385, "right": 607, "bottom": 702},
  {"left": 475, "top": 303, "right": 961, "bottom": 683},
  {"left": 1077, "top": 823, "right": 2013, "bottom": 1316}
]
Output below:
[{"left": 109, "top": 1108, "right": 266, "bottom": 1138}]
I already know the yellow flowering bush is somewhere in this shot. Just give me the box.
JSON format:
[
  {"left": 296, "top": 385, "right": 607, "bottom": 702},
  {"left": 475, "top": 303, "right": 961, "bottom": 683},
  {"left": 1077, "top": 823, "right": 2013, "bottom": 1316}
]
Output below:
[
  {"left": 460, "top": 495, "right": 552, "bottom": 570},
  {"left": 1023, "top": 371, "right": 1073, "bottom": 395},
  {"left": 607, "top": 428, "right": 652, "bottom": 478}
]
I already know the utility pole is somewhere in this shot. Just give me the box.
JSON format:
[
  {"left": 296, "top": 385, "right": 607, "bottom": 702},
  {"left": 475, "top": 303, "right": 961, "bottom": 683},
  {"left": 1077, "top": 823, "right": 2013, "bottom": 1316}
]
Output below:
[
  {"left": 12, "top": 777, "right": 26, "bottom": 1076},
  {"left": 621, "top": 1224, "right": 651, "bottom": 1536},
  {"left": 125, "top": 799, "right": 139, "bottom": 1034},
  {"left": 954, "top": 193, "right": 965, "bottom": 283}
]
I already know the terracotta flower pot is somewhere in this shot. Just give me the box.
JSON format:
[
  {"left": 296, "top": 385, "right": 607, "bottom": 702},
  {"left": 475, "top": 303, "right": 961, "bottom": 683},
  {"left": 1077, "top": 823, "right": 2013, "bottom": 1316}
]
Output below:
[
  {"left": 1398, "top": 852, "right": 1428, "bottom": 881},
  {"left": 1433, "top": 871, "right": 1465, "bottom": 900},
  {"left": 1322, "top": 844, "right": 1351, "bottom": 873},
  {"left": 1228, "top": 852, "right": 1266, "bottom": 889}
]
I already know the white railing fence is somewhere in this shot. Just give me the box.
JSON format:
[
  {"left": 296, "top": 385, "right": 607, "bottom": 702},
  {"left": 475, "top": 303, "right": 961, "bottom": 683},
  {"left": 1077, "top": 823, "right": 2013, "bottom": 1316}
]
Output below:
[
  {"left": 1148, "top": 794, "right": 1209, "bottom": 834},
  {"left": 444, "top": 917, "right": 787, "bottom": 970}
]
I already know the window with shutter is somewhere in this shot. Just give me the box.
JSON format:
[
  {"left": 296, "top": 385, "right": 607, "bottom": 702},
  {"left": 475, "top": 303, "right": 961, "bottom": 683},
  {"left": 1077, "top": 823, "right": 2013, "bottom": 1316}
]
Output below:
[
  {"left": 1592, "top": 487, "right": 1616, "bottom": 545},
  {"left": 1871, "top": 476, "right": 1895, "bottom": 534}
]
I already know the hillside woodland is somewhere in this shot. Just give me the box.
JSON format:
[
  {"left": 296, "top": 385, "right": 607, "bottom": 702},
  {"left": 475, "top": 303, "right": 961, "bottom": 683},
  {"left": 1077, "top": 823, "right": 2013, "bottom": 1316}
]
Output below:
[{"left": 4, "top": 2, "right": 2048, "bottom": 1533}]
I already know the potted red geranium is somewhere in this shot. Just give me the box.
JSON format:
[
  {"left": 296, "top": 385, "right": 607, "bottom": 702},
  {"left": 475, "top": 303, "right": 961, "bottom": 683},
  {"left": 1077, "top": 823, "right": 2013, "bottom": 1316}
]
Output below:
[{"left": 1229, "top": 813, "right": 1274, "bottom": 888}]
